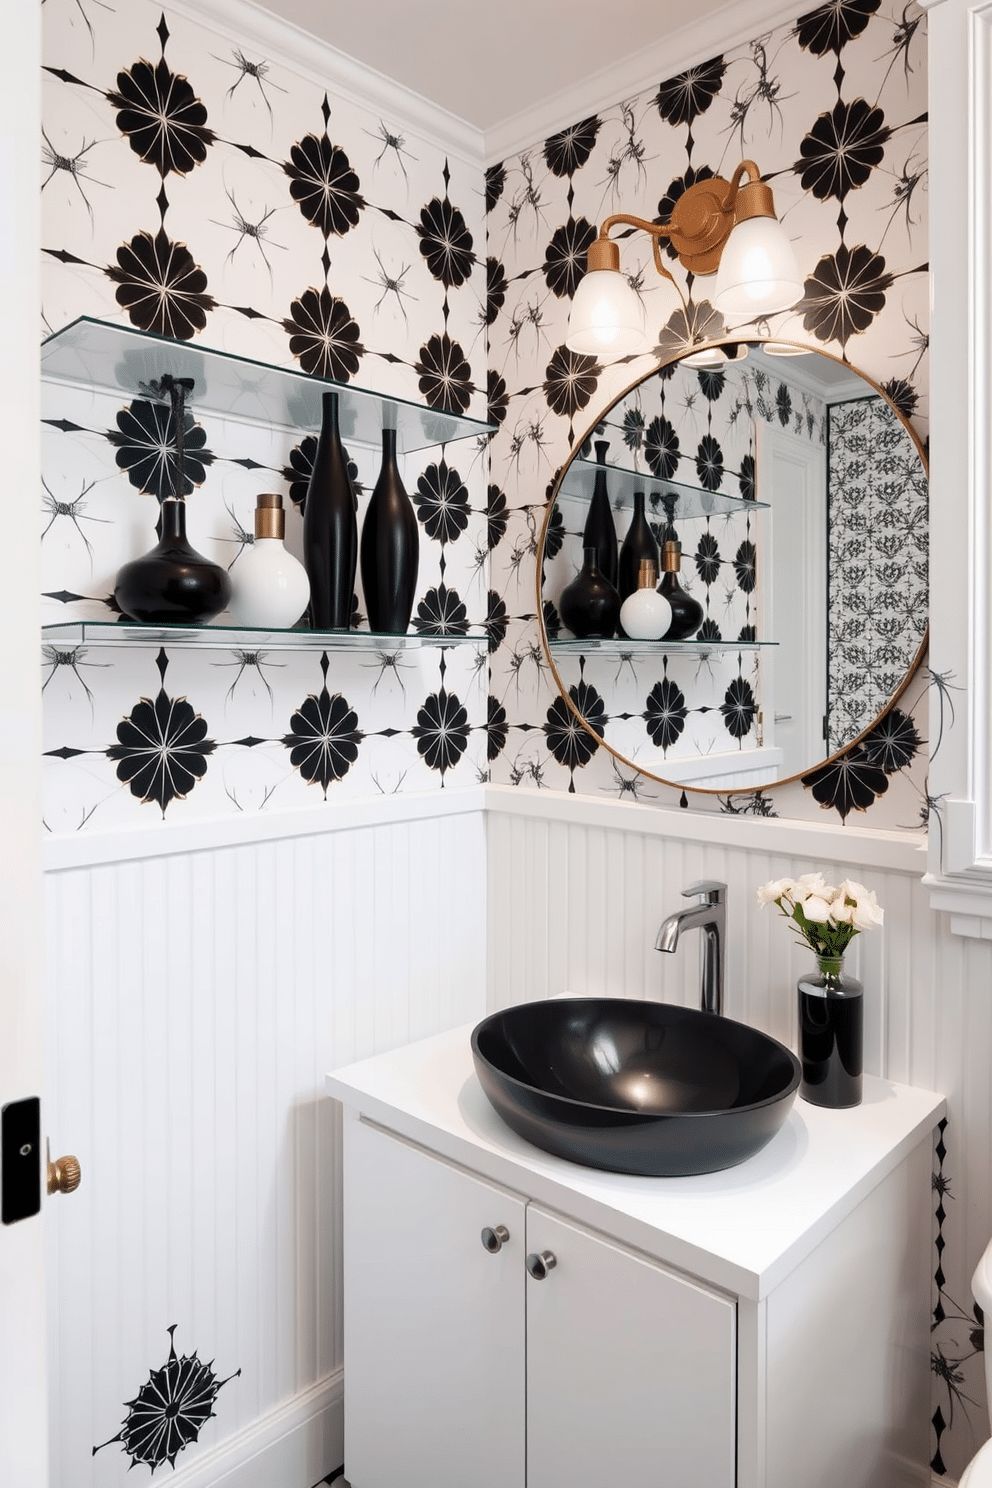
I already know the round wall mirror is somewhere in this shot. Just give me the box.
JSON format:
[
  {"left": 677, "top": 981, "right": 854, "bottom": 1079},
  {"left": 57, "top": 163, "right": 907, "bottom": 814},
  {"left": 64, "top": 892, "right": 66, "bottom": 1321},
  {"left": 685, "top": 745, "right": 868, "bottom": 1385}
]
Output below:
[{"left": 538, "top": 339, "right": 928, "bottom": 794}]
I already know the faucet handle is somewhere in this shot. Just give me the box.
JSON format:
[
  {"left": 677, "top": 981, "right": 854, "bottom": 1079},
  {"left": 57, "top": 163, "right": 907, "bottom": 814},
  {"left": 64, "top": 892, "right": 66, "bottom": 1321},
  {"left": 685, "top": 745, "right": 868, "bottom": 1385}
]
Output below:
[{"left": 682, "top": 880, "right": 727, "bottom": 903}]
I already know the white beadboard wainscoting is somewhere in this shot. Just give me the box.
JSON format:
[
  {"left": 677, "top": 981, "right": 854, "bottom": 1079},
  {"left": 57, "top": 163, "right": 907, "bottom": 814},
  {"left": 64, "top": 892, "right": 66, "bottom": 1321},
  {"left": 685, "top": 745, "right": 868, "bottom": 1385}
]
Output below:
[
  {"left": 43, "top": 793, "right": 487, "bottom": 1488},
  {"left": 486, "top": 787, "right": 992, "bottom": 1484}
]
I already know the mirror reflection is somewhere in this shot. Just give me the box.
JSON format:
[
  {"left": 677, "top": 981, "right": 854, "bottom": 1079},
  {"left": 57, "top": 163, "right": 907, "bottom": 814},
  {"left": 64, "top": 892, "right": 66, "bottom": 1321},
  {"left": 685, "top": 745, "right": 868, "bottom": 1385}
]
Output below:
[{"left": 540, "top": 341, "right": 928, "bottom": 792}]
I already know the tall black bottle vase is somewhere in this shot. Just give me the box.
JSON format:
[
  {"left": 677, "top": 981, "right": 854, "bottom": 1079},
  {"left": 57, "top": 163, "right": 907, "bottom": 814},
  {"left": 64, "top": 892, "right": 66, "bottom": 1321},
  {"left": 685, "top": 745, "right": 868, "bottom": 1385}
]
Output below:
[
  {"left": 303, "top": 389, "right": 358, "bottom": 630},
  {"left": 582, "top": 440, "right": 619, "bottom": 592},
  {"left": 360, "top": 426, "right": 419, "bottom": 634},
  {"left": 618, "top": 490, "right": 659, "bottom": 602}
]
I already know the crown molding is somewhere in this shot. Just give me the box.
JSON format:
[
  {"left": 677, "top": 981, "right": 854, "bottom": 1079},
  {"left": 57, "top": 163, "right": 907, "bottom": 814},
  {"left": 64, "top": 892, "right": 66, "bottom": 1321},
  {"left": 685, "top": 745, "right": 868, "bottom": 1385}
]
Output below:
[
  {"left": 483, "top": 0, "right": 824, "bottom": 164},
  {"left": 162, "top": 0, "right": 485, "bottom": 169}
]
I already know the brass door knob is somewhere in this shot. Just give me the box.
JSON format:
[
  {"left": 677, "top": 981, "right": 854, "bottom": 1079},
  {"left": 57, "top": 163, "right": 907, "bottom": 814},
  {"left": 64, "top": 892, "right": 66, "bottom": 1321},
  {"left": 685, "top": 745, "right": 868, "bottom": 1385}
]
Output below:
[{"left": 47, "top": 1155, "right": 81, "bottom": 1196}]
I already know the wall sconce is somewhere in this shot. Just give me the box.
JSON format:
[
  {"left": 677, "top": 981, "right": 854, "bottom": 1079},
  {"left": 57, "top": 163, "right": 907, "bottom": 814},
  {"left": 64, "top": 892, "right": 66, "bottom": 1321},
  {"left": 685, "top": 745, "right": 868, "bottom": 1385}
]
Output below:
[{"left": 566, "top": 161, "right": 802, "bottom": 357}]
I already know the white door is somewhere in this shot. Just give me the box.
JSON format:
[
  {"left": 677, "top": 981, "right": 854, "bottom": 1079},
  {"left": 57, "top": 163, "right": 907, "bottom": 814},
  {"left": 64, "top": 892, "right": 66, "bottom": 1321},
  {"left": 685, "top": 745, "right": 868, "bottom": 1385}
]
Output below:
[
  {"left": 1, "top": 10, "right": 49, "bottom": 1484},
  {"left": 756, "top": 422, "right": 828, "bottom": 779},
  {"left": 525, "top": 1207, "right": 737, "bottom": 1488},
  {"left": 342, "top": 1117, "right": 526, "bottom": 1488}
]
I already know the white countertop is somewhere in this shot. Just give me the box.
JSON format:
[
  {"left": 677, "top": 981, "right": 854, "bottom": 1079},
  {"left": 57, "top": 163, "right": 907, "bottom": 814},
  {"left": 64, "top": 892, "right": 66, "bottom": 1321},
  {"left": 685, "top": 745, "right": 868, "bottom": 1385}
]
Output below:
[{"left": 326, "top": 1023, "right": 945, "bottom": 1300}]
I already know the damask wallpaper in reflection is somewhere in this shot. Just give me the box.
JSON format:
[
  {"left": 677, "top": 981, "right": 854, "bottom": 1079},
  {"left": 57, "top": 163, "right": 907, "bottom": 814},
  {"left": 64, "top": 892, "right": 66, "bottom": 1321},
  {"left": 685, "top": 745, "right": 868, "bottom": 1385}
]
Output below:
[{"left": 485, "top": 0, "right": 932, "bottom": 829}]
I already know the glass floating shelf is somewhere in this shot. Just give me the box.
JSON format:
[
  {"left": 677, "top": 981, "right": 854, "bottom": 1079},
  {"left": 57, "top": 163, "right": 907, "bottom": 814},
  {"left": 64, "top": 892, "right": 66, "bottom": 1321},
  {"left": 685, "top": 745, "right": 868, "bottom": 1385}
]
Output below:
[
  {"left": 557, "top": 459, "right": 767, "bottom": 520},
  {"left": 42, "top": 621, "right": 484, "bottom": 653},
  {"left": 41, "top": 317, "right": 495, "bottom": 453},
  {"left": 550, "top": 637, "right": 775, "bottom": 657}
]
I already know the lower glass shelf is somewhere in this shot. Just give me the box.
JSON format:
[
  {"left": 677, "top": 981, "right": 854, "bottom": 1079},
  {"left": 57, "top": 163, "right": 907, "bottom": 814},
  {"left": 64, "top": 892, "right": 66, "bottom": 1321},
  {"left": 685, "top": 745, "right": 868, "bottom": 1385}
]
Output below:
[
  {"left": 42, "top": 621, "right": 484, "bottom": 652},
  {"left": 550, "top": 637, "right": 775, "bottom": 657}
]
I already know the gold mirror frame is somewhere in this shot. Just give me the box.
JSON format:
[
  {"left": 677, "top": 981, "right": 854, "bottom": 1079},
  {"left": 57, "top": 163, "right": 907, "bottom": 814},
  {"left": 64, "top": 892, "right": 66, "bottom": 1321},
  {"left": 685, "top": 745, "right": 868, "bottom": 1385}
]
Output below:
[{"left": 536, "top": 337, "right": 929, "bottom": 795}]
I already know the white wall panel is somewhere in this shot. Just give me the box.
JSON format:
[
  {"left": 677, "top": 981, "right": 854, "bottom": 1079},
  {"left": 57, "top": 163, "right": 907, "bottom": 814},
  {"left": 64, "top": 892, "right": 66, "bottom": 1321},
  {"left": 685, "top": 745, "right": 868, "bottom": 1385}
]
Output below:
[{"left": 44, "top": 807, "right": 487, "bottom": 1488}]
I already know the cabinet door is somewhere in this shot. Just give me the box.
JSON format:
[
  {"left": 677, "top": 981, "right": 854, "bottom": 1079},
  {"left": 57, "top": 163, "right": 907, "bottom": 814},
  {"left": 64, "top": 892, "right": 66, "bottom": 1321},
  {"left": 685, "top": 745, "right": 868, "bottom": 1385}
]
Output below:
[
  {"left": 525, "top": 1206, "right": 736, "bottom": 1488},
  {"left": 343, "top": 1116, "right": 526, "bottom": 1488}
]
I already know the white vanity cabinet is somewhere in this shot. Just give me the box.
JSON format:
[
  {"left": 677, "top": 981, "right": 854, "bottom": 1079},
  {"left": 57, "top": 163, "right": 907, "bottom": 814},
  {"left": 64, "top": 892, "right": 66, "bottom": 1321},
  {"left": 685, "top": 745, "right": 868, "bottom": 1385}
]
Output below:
[{"left": 328, "top": 1025, "right": 945, "bottom": 1488}]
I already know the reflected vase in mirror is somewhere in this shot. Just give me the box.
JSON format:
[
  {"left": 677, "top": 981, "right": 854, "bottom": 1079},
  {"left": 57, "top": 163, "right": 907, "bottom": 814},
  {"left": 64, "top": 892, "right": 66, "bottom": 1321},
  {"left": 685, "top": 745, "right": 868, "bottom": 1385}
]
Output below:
[
  {"left": 658, "top": 540, "right": 704, "bottom": 640},
  {"left": 582, "top": 440, "right": 619, "bottom": 590},
  {"left": 114, "top": 497, "right": 231, "bottom": 624},
  {"left": 560, "top": 546, "right": 621, "bottom": 639},
  {"left": 304, "top": 389, "right": 358, "bottom": 630},
  {"left": 619, "top": 561, "right": 672, "bottom": 641},
  {"left": 360, "top": 426, "right": 419, "bottom": 634},
  {"left": 618, "top": 489, "right": 659, "bottom": 607},
  {"left": 797, "top": 955, "right": 863, "bottom": 1108}
]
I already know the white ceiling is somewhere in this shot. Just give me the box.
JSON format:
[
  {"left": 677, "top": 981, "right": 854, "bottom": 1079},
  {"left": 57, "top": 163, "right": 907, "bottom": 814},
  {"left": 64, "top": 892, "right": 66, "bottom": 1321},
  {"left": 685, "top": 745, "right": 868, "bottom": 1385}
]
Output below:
[{"left": 254, "top": 0, "right": 754, "bottom": 140}]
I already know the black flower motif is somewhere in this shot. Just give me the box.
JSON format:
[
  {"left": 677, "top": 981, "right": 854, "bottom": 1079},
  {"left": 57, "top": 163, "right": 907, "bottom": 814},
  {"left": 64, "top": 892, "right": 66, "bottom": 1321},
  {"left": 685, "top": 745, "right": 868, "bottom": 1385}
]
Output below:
[
  {"left": 802, "top": 744, "right": 889, "bottom": 818},
  {"left": 695, "top": 532, "right": 722, "bottom": 585},
  {"left": 412, "top": 687, "right": 470, "bottom": 775},
  {"left": 413, "top": 460, "right": 469, "bottom": 543},
  {"left": 739, "top": 454, "right": 756, "bottom": 500},
  {"left": 801, "top": 244, "right": 893, "bottom": 348},
  {"left": 416, "top": 333, "right": 473, "bottom": 413},
  {"left": 734, "top": 540, "right": 757, "bottom": 593},
  {"left": 487, "top": 695, "right": 508, "bottom": 761},
  {"left": 281, "top": 683, "right": 362, "bottom": 794},
  {"left": 486, "top": 162, "right": 506, "bottom": 213},
  {"left": 488, "top": 485, "right": 508, "bottom": 550},
  {"left": 883, "top": 378, "right": 918, "bottom": 420},
  {"left": 488, "top": 368, "right": 509, "bottom": 428},
  {"left": 698, "top": 617, "right": 723, "bottom": 641},
  {"left": 487, "top": 256, "right": 508, "bottom": 325},
  {"left": 860, "top": 708, "right": 921, "bottom": 773},
  {"left": 418, "top": 197, "right": 474, "bottom": 288},
  {"left": 283, "top": 434, "right": 359, "bottom": 513},
  {"left": 544, "top": 116, "right": 601, "bottom": 176},
  {"left": 776, "top": 383, "right": 793, "bottom": 427},
  {"left": 543, "top": 217, "right": 597, "bottom": 299},
  {"left": 622, "top": 408, "right": 645, "bottom": 455},
  {"left": 486, "top": 591, "right": 509, "bottom": 653},
  {"left": 738, "top": 624, "right": 757, "bottom": 641},
  {"left": 93, "top": 1326, "right": 238, "bottom": 1471},
  {"left": 797, "top": 99, "right": 891, "bottom": 202},
  {"left": 108, "top": 398, "right": 213, "bottom": 499},
  {"left": 644, "top": 677, "right": 687, "bottom": 750},
  {"left": 544, "top": 681, "right": 605, "bottom": 771},
  {"left": 108, "top": 59, "right": 215, "bottom": 176},
  {"left": 544, "top": 504, "right": 565, "bottom": 561},
  {"left": 656, "top": 59, "right": 726, "bottom": 126},
  {"left": 645, "top": 416, "right": 681, "bottom": 480},
  {"left": 107, "top": 688, "right": 216, "bottom": 814},
  {"left": 695, "top": 434, "right": 725, "bottom": 491},
  {"left": 107, "top": 229, "right": 215, "bottom": 340},
  {"left": 543, "top": 598, "right": 562, "bottom": 640},
  {"left": 544, "top": 345, "right": 600, "bottom": 420},
  {"left": 412, "top": 583, "right": 469, "bottom": 635},
  {"left": 796, "top": 0, "right": 881, "bottom": 56},
  {"left": 656, "top": 166, "right": 716, "bottom": 260},
  {"left": 720, "top": 676, "right": 756, "bottom": 739},
  {"left": 284, "top": 134, "right": 363, "bottom": 236},
  {"left": 656, "top": 298, "right": 726, "bottom": 357},
  {"left": 283, "top": 286, "right": 363, "bottom": 381},
  {"left": 697, "top": 368, "right": 726, "bottom": 403}
]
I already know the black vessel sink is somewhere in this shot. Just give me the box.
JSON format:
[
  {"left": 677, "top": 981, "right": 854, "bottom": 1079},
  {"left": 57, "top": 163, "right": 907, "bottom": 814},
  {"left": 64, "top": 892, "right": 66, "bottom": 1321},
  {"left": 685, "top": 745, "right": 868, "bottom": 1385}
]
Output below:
[{"left": 471, "top": 998, "right": 801, "bottom": 1177}]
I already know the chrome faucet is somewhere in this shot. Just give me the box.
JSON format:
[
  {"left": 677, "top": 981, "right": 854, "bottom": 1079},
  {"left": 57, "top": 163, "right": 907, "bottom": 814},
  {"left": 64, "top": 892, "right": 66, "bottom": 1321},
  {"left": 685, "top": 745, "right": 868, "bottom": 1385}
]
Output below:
[{"left": 655, "top": 881, "right": 727, "bottom": 1016}]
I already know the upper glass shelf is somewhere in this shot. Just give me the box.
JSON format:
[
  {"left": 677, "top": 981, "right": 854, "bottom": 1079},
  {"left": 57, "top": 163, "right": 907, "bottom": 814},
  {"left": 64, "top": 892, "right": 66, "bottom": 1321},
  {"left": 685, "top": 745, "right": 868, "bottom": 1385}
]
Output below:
[
  {"left": 557, "top": 458, "right": 767, "bottom": 521},
  {"left": 42, "top": 621, "right": 484, "bottom": 652},
  {"left": 550, "top": 637, "right": 774, "bottom": 657},
  {"left": 40, "top": 317, "right": 495, "bottom": 453}
]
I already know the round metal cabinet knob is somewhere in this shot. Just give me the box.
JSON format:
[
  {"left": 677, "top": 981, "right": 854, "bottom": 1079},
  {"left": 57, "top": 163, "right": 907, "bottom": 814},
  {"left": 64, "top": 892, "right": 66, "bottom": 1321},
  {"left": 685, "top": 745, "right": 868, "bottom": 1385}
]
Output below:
[
  {"left": 526, "top": 1250, "right": 557, "bottom": 1280},
  {"left": 481, "top": 1224, "right": 510, "bottom": 1253},
  {"left": 47, "top": 1154, "right": 81, "bottom": 1196}
]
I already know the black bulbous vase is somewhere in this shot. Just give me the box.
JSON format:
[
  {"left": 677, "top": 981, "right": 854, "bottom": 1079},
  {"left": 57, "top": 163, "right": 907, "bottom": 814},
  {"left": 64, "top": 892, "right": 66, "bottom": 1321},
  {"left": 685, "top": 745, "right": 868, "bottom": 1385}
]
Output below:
[
  {"left": 114, "top": 498, "right": 231, "bottom": 624},
  {"left": 304, "top": 389, "right": 358, "bottom": 630},
  {"left": 360, "top": 426, "right": 419, "bottom": 634},
  {"left": 559, "top": 547, "right": 621, "bottom": 639}
]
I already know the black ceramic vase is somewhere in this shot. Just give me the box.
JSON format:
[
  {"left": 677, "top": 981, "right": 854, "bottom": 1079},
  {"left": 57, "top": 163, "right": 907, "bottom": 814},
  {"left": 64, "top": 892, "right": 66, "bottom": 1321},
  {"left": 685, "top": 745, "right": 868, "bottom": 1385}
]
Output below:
[
  {"left": 582, "top": 440, "right": 619, "bottom": 591},
  {"left": 618, "top": 490, "right": 659, "bottom": 605},
  {"left": 304, "top": 389, "right": 358, "bottom": 630},
  {"left": 360, "top": 426, "right": 419, "bottom": 634},
  {"left": 559, "top": 547, "right": 621, "bottom": 640},
  {"left": 798, "top": 955, "right": 863, "bottom": 1108},
  {"left": 658, "top": 540, "right": 704, "bottom": 640},
  {"left": 114, "top": 497, "right": 231, "bottom": 624}
]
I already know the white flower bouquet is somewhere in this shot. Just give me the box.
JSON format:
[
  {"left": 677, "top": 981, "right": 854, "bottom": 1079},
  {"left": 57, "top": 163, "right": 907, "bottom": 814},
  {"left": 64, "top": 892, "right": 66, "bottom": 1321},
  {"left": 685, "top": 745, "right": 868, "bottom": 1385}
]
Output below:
[{"left": 756, "top": 872, "right": 884, "bottom": 963}]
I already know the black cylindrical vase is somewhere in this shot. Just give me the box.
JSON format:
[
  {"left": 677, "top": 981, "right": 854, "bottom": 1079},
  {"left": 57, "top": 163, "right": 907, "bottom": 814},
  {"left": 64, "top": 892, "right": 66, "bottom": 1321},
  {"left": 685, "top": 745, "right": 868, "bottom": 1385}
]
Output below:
[
  {"left": 303, "top": 389, "right": 358, "bottom": 630},
  {"left": 114, "top": 498, "right": 231, "bottom": 624},
  {"left": 798, "top": 956, "right": 863, "bottom": 1108},
  {"left": 618, "top": 490, "right": 659, "bottom": 605},
  {"left": 559, "top": 546, "right": 621, "bottom": 640},
  {"left": 582, "top": 440, "right": 619, "bottom": 596},
  {"left": 360, "top": 426, "right": 419, "bottom": 634}
]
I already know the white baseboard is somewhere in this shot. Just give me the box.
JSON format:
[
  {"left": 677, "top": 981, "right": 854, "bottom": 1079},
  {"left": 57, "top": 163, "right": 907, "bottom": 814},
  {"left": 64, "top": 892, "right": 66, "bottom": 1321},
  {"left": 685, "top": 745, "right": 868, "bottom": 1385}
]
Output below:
[{"left": 161, "top": 1371, "right": 343, "bottom": 1488}]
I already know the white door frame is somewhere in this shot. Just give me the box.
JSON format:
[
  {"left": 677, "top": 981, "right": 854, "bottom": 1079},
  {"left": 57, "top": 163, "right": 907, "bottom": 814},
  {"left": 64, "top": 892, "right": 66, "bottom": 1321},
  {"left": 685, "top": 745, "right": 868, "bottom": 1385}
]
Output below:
[{"left": 1, "top": 6, "right": 47, "bottom": 1484}]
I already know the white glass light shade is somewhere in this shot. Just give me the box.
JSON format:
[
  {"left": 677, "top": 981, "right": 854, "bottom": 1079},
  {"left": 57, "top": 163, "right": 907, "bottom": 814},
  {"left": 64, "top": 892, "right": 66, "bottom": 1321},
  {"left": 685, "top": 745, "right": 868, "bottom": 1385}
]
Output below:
[
  {"left": 566, "top": 269, "right": 648, "bottom": 356},
  {"left": 713, "top": 216, "right": 802, "bottom": 317}
]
